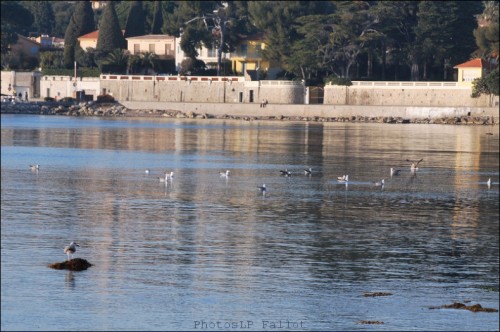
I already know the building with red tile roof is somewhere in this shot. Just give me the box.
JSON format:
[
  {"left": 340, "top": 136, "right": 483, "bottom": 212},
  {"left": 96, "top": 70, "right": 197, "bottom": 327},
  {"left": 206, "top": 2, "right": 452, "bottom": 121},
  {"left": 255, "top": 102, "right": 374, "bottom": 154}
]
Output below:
[{"left": 453, "top": 58, "right": 487, "bottom": 86}]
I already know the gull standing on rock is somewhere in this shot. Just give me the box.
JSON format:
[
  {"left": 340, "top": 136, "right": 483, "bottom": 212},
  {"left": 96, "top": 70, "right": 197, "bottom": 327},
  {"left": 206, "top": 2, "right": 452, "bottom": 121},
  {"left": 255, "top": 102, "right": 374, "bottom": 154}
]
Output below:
[{"left": 64, "top": 242, "right": 79, "bottom": 261}]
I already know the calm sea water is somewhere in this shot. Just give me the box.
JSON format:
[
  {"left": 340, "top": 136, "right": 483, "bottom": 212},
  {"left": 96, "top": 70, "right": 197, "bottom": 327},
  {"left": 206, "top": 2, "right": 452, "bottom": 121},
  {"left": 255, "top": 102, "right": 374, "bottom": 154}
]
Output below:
[{"left": 1, "top": 114, "right": 499, "bottom": 331}]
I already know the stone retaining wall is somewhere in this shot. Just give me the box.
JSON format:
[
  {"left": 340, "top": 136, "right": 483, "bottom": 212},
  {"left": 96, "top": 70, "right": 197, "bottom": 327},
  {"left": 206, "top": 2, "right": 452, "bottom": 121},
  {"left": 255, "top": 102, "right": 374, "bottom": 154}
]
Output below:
[{"left": 1, "top": 101, "right": 497, "bottom": 125}]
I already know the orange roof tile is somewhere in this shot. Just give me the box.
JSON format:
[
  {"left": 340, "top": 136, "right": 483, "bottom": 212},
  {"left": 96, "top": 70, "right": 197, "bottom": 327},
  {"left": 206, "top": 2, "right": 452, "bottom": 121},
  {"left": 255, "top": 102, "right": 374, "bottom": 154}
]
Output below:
[
  {"left": 78, "top": 30, "right": 125, "bottom": 39},
  {"left": 453, "top": 58, "right": 486, "bottom": 68}
]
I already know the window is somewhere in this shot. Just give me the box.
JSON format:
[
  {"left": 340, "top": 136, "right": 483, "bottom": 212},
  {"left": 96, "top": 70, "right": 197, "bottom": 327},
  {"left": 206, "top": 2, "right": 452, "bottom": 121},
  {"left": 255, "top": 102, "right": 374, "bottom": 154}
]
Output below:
[
  {"left": 134, "top": 44, "right": 140, "bottom": 54},
  {"left": 165, "top": 44, "right": 173, "bottom": 56},
  {"left": 149, "top": 44, "right": 155, "bottom": 53}
]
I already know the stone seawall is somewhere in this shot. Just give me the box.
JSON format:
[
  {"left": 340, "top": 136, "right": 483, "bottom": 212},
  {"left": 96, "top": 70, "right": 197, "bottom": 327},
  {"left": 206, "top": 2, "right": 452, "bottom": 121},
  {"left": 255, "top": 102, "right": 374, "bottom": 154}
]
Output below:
[
  {"left": 120, "top": 101, "right": 499, "bottom": 123},
  {"left": 1, "top": 101, "right": 498, "bottom": 125}
]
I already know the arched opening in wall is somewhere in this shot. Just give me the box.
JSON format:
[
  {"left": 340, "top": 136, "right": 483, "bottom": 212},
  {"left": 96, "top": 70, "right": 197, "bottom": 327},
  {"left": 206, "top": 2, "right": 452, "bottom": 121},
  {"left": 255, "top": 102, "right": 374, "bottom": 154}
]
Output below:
[{"left": 309, "top": 86, "right": 324, "bottom": 104}]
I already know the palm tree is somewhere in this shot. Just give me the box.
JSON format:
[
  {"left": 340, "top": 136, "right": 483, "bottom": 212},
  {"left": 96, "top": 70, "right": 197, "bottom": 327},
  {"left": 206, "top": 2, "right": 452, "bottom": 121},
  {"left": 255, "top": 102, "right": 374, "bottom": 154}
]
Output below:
[
  {"left": 127, "top": 54, "right": 141, "bottom": 74},
  {"left": 103, "top": 48, "right": 129, "bottom": 73},
  {"left": 140, "top": 51, "right": 157, "bottom": 74}
]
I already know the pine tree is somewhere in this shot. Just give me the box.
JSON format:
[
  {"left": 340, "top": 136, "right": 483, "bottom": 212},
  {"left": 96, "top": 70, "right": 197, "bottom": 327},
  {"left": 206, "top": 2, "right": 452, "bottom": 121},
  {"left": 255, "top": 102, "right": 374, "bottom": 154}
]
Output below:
[
  {"left": 124, "top": 1, "right": 146, "bottom": 38},
  {"left": 151, "top": 1, "right": 163, "bottom": 34},
  {"left": 63, "top": 1, "right": 95, "bottom": 68},
  {"left": 24, "top": 2, "right": 56, "bottom": 36},
  {"left": 96, "top": 1, "right": 127, "bottom": 53}
]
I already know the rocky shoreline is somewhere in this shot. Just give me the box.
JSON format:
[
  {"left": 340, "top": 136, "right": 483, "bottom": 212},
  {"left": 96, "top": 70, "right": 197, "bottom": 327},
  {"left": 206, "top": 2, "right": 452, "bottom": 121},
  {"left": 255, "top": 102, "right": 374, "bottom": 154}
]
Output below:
[{"left": 1, "top": 101, "right": 497, "bottom": 125}]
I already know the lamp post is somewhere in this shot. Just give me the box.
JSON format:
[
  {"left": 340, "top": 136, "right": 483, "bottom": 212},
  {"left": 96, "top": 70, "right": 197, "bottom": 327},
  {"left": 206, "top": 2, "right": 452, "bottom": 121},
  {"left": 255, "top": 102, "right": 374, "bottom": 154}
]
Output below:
[{"left": 73, "top": 61, "right": 77, "bottom": 97}]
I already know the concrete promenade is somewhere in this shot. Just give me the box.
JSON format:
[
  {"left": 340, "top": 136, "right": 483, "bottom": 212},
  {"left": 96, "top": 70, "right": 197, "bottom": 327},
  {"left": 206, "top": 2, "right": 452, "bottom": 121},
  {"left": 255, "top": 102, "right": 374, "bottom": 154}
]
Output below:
[{"left": 121, "top": 101, "right": 500, "bottom": 122}]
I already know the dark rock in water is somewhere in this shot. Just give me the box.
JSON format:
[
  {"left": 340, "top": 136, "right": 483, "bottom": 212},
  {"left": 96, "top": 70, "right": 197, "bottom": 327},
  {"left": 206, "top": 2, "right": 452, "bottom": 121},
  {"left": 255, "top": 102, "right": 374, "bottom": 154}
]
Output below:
[
  {"left": 48, "top": 258, "right": 92, "bottom": 271},
  {"left": 429, "top": 302, "right": 498, "bottom": 313},
  {"left": 357, "top": 320, "right": 384, "bottom": 325},
  {"left": 363, "top": 292, "right": 393, "bottom": 297}
]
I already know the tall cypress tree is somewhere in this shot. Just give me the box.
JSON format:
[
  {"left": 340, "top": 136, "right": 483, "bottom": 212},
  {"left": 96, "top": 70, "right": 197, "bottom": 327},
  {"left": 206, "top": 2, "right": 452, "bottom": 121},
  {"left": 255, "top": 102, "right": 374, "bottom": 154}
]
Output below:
[
  {"left": 124, "top": 1, "right": 146, "bottom": 38},
  {"left": 151, "top": 1, "right": 163, "bottom": 34},
  {"left": 96, "top": 1, "right": 127, "bottom": 53},
  {"left": 63, "top": 1, "right": 95, "bottom": 68}
]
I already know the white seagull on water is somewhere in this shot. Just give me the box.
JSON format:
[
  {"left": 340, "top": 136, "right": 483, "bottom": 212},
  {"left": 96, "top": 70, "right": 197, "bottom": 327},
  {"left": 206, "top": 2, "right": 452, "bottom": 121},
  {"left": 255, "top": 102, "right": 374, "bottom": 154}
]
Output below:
[
  {"left": 280, "top": 169, "right": 292, "bottom": 177},
  {"left": 304, "top": 168, "right": 312, "bottom": 176},
  {"left": 407, "top": 158, "right": 423, "bottom": 172},
  {"left": 487, "top": 178, "right": 491, "bottom": 189},
  {"left": 258, "top": 184, "right": 267, "bottom": 194},
  {"left": 220, "top": 170, "right": 230, "bottom": 177},
  {"left": 337, "top": 175, "right": 349, "bottom": 182},
  {"left": 64, "top": 241, "right": 79, "bottom": 260},
  {"left": 390, "top": 168, "right": 401, "bottom": 177},
  {"left": 30, "top": 164, "right": 40, "bottom": 171},
  {"left": 158, "top": 171, "right": 174, "bottom": 183}
]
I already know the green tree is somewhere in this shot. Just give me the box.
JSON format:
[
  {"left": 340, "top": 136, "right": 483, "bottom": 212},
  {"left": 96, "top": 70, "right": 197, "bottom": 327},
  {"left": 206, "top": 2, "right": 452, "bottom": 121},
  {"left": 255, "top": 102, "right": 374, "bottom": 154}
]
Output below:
[
  {"left": 64, "top": 1, "right": 95, "bottom": 68},
  {"left": 100, "top": 48, "right": 128, "bottom": 74},
  {"left": 473, "top": 1, "right": 499, "bottom": 63},
  {"left": 471, "top": 68, "right": 499, "bottom": 97},
  {"left": 165, "top": 1, "right": 256, "bottom": 75},
  {"left": 140, "top": 51, "right": 158, "bottom": 74},
  {"left": 1, "top": 1, "right": 33, "bottom": 54},
  {"left": 96, "top": 1, "right": 127, "bottom": 55},
  {"left": 151, "top": 1, "right": 164, "bottom": 34},
  {"left": 52, "top": 1, "right": 74, "bottom": 37},
  {"left": 22, "top": 1, "right": 56, "bottom": 36},
  {"left": 40, "top": 50, "right": 64, "bottom": 68},
  {"left": 124, "top": 1, "right": 146, "bottom": 38}
]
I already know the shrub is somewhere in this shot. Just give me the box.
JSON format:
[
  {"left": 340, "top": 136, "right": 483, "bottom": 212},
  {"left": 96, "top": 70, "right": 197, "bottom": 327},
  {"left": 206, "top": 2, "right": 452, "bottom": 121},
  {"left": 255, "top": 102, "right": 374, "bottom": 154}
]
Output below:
[
  {"left": 60, "top": 97, "right": 76, "bottom": 103},
  {"left": 471, "top": 69, "right": 499, "bottom": 98},
  {"left": 96, "top": 94, "right": 115, "bottom": 103},
  {"left": 324, "top": 76, "right": 352, "bottom": 86}
]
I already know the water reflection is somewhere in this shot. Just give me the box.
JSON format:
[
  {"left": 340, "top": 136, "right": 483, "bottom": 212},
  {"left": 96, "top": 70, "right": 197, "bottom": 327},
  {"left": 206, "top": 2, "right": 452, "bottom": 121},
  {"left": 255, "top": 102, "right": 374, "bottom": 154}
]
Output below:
[{"left": 1, "top": 115, "right": 498, "bottom": 331}]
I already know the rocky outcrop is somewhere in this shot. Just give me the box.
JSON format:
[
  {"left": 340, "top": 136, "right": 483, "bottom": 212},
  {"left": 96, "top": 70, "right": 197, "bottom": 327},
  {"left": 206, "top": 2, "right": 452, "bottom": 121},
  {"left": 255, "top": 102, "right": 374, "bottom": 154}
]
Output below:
[
  {"left": 1, "top": 101, "right": 496, "bottom": 125},
  {"left": 48, "top": 258, "right": 92, "bottom": 271}
]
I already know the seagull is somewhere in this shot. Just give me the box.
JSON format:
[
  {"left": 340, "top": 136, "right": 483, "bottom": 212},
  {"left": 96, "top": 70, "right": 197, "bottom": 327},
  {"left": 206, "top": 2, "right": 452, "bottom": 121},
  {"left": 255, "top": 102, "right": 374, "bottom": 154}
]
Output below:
[
  {"left": 280, "top": 169, "right": 291, "bottom": 176},
  {"left": 165, "top": 171, "right": 174, "bottom": 180},
  {"left": 64, "top": 241, "right": 79, "bottom": 261},
  {"left": 407, "top": 158, "right": 423, "bottom": 172},
  {"left": 219, "top": 170, "right": 230, "bottom": 177},
  {"left": 487, "top": 178, "right": 491, "bottom": 189},
  {"left": 374, "top": 179, "right": 385, "bottom": 186},
  {"left": 304, "top": 168, "right": 312, "bottom": 176},
  {"left": 337, "top": 175, "right": 349, "bottom": 182},
  {"left": 390, "top": 168, "right": 401, "bottom": 177},
  {"left": 145, "top": 169, "right": 150, "bottom": 174},
  {"left": 30, "top": 164, "right": 39, "bottom": 171},
  {"left": 258, "top": 184, "right": 267, "bottom": 194}
]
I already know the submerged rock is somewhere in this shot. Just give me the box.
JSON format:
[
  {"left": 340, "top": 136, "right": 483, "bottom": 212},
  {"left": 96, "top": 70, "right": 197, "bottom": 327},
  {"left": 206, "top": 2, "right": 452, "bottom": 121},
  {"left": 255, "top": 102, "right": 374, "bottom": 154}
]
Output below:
[
  {"left": 48, "top": 258, "right": 92, "bottom": 271},
  {"left": 357, "top": 320, "right": 384, "bottom": 325},
  {"left": 363, "top": 292, "right": 393, "bottom": 297},
  {"left": 429, "top": 302, "right": 498, "bottom": 313}
]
